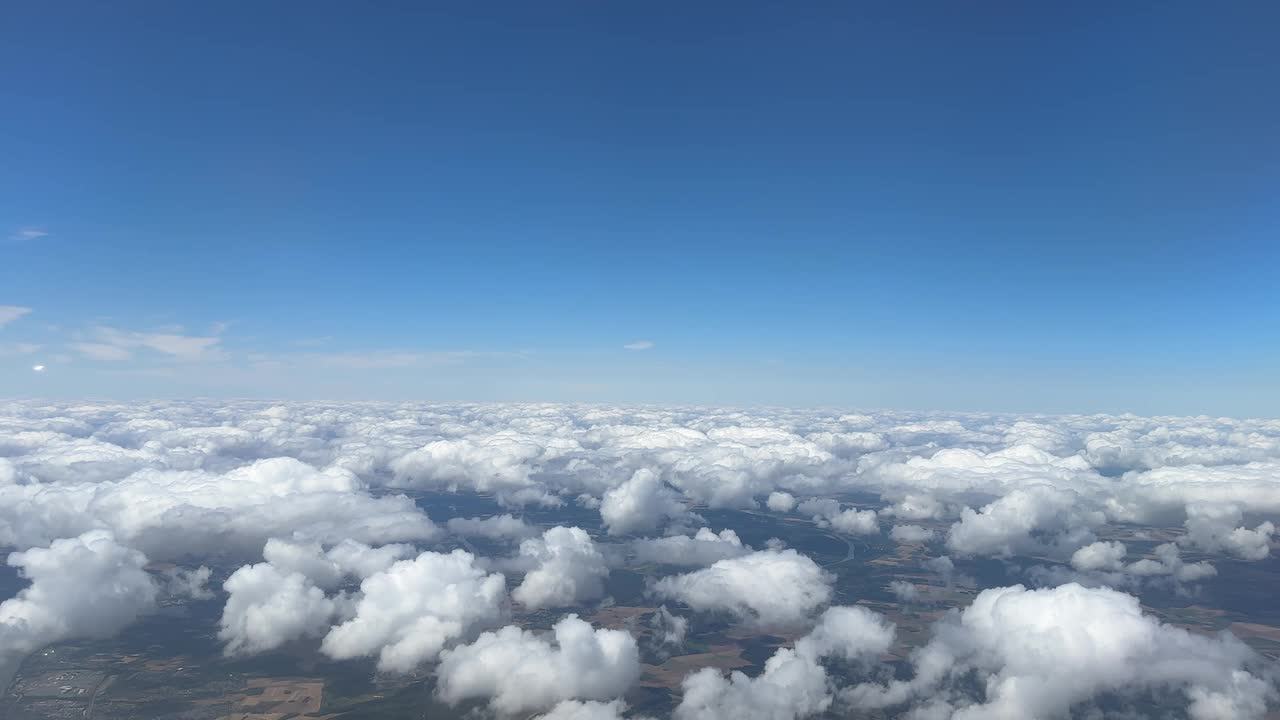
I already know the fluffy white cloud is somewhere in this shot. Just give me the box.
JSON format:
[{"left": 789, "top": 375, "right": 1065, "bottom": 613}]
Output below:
[
  {"left": 845, "top": 583, "right": 1273, "bottom": 719},
  {"left": 389, "top": 432, "right": 578, "bottom": 506},
  {"left": 0, "top": 455, "right": 438, "bottom": 557},
  {"left": 1082, "top": 419, "right": 1280, "bottom": 474},
  {"left": 652, "top": 549, "right": 832, "bottom": 628},
  {"left": 3, "top": 397, "right": 1280, "bottom": 700},
  {"left": 218, "top": 562, "right": 335, "bottom": 656},
  {"left": 1124, "top": 542, "right": 1217, "bottom": 582},
  {"left": 629, "top": 527, "right": 751, "bottom": 567},
  {"left": 600, "top": 469, "right": 688, "bottom": 536},
  {"left": 534, "top": 700, "right": 646, "bottom": 720},
  {"left": 446, "top": 513, "right": 539, "bottom": 540},
  {"left": 615, "top": 423, "right": 844, "bottom": 509},
  {"left": 1108, "top": 461, "right": 1280, "bottom": 523},
  {"left": 262, "top": 537, "right": 347, "bottom": 589},
  {"left": 324, "top": 538, "right": 417, "bottom": 579},
  {"left": 889, "top": 524, "right": 935, "bottom": 544},
  {"left": 830, "top": 508, "right": 878, "bottom": 535},
  {"left": 1182, "top": 504, "right": 1275, "bottom": 560},
  {"left": 513, "top": 526, "right": 609, "bottom": 609},
  {"left": 806, "top": 431, "right": 888, "bottom": 457},
  {"left": 766, "top": 491, "right": 797, "bottom": 512},
  {"left": 675, "top": 605, "right": 894, "bottom": 720},
  {"left": 437, "top": 615, "right": 640, "bottom": 714},
  {"left": 3, "top": 399, "right": 1274, "bottom": 575},
  {"left": 946, "top": 486, "right": 1104, "bottom": 558},
  {"left": 1033, "top": 540, "right": 1216, "bottom": 589},
  {"left": 262, "top": 537, "right": 415, "bottom": 589},
  {"left": 321, "top": 548, "right": 506, "bottom": 671},
  {"left": 882, "top": 493, "right": 955, "bottom": 521},
  {"left": 1070, "top": 540, "right": 1127, "bottom": 572},
  {"left": 798, "top": 498, "right": 879, "bottom": 536},
  {"left": 0, "top": 531, "right": 156, "bottom": 683}
]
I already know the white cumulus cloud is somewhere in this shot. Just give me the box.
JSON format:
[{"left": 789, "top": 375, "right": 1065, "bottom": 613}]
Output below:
[
  {"left": 1, "top": 531, "right": 156, "bottom": 683},
  {"left": 437, "top": 615, "right": 641, "bottom": 715},
  {"left": 512, "top": 526, "right": 610, "bottom": 609},
  {"left": 600, "top": 468, "right": 689, "bottom": 536},
  {"left": 652, "top": 548, "right": 832, "bottom": 628},
  {"left": 321, "top": 548, "right": 506, "bottom": 671}
]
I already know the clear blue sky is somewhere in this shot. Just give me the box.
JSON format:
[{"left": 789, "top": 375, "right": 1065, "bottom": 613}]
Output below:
[{"left": 2, "top": 2, "right": 1278, "bottom": 415}]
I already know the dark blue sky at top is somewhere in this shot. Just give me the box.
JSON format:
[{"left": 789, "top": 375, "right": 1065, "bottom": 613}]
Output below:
[{"left": 2, "top": 2, "right": 1278, "bottom": 414}]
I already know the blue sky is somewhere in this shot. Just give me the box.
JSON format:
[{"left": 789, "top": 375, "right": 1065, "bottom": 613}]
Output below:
[{"left": 2, "top": 2, "right": 1278, "bottom": 415}]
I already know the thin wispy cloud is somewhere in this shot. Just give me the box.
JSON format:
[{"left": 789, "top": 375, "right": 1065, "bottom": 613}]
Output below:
[
  {"left": 623, "top": 340, "right": 654, "bottom": 351},
  {"left": 8, "top": 227, "right": 48, "bottom": 242},
  {"left": 0, "top": 342, "right": 42, "bottom": 357},
  {"left": 72, "top": 325, "right": 227, "bottom": 362},
  {"left": 70, "top": 342, "right": 134, "bottom": 362},
  {"left": 0, "top": 306, "right": 33, "bottom": 328}
]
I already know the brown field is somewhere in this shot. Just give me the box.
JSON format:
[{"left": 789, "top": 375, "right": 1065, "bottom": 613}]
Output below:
[
  {"left": 1229, "top": 622, "right": 1280, "bottom": 642},
  {"left": 641, "top": 645, "right": 752, "bottom": 689},
  {"left": 143, "top": 656, "right": 192, "bottom": 672},
  {"left": 588, "top": 606, "right": 655, "bottom": 630},
  {"left": 1228, "top": 622, "right": 1280, "bottom": 659},
  {"left": 215, "top": 678, "right": 333, "bottom": 720},
  {"left": 1151, "top": 604, "right": 1230, "bottom": 634}
]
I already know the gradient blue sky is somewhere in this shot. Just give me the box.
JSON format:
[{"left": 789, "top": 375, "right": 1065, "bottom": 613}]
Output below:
[{"left": 2, "top": 2, "right": 1278, "bottom": 415}]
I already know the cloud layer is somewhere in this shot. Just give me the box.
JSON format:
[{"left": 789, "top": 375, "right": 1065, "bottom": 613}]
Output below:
[{"left": 0, "top": 400, "right": 1277, "bottom": 717}]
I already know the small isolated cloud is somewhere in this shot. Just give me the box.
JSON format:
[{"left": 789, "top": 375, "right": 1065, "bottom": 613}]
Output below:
[
  {"left": 622, "top": 341, "right": 654, "bottom": 351},
  {"left": 889, "top": 524, "right": 935, "bottom": 544},
  {"left": 8, "top": 227, "right": 48, "bottom": 242},
  {"left": 0, "top": 306, "right": 32, "bottom": 328},
  {"left": 767, "top": 491, "right": 797, "bottom": 513},
  {"left": 446, "top": 514, "right": 539, "bottom": 541},
  {"left": 31, "top": 365, "right": 45, "bottom": 373}
]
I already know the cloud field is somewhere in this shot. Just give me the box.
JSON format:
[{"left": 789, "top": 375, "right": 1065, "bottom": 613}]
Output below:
[{"left": 1, "top": 400, "right": 1277, "bottom": 718}]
